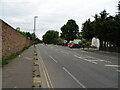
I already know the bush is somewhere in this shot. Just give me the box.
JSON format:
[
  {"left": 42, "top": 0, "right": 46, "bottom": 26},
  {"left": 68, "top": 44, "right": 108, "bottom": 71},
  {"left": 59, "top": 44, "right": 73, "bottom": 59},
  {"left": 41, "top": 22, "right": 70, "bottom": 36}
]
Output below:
[
  {"left": 56, "top": 38, "right": 64, "bottom": 45},
  {"left": 79, "top": 40, "right": 90, "bottom": 48}
]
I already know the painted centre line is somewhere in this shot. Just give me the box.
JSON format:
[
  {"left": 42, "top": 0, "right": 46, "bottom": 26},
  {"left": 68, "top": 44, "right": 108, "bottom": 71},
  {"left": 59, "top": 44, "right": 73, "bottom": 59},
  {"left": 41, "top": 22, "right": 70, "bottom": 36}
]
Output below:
[
  {"left": 62, "top": 67, "right": 86, "bottom": 88},
  {"left": 49, "top": 56, "right": 58, "bottom": 63}
]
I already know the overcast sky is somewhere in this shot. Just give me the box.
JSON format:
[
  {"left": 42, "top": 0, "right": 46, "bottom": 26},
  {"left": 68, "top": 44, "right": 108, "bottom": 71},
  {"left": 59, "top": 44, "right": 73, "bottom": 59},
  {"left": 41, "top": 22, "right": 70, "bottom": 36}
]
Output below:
[{"left": 0, "top": 0, "right": 119, "bottom": 39}]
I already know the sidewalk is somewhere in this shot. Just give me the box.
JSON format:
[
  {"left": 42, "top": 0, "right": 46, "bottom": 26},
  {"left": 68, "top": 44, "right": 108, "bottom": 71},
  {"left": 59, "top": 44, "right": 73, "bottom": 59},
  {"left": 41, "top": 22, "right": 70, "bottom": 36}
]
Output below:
[{"left": 2, "top": 46, "right": 34, "bottom": 88}]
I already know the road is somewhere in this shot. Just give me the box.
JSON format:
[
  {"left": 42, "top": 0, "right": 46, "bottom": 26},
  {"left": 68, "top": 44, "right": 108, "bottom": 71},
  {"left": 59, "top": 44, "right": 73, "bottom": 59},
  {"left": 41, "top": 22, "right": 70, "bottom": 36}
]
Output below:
[{"left": 36, "top": 44, "right": 119, "bottom": 88}]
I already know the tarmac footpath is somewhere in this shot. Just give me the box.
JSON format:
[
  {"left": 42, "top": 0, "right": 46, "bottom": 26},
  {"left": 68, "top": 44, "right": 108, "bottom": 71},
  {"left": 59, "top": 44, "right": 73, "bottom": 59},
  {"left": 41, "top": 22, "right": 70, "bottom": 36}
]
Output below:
[{"left": 2, "top": 46, "right": 34, "bottom": 88}]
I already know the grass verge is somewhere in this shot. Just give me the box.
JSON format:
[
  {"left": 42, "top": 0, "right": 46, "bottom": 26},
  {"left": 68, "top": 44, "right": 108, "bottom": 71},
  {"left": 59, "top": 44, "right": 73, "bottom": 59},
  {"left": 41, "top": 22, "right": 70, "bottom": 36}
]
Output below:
[{"left": 2, "top": 46, "right": 30, "bottom": 66}]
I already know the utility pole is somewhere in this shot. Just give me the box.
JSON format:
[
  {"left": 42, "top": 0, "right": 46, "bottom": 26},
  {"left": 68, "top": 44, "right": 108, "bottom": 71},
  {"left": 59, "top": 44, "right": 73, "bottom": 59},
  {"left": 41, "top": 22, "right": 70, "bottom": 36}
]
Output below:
[{"left": 33, "top": 16, "right": 38, "bottom": 46}]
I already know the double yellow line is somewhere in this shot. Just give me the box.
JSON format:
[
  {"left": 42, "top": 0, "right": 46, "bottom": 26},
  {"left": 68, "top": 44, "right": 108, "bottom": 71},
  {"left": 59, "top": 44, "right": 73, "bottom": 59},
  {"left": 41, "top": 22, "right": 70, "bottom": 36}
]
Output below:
[{"left": 36, "top": 46, "right": 54, "bottom": 89}]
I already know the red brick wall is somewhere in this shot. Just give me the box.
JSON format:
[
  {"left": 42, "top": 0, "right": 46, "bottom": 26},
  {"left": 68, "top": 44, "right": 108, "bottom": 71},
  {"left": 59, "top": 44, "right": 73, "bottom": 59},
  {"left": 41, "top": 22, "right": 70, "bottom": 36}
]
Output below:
[
  {"left": 1, "top": 20, "right": 32, "bottom": 57},
  {"left": 0, "top": 20, "right": 2, "bottom": 60}
]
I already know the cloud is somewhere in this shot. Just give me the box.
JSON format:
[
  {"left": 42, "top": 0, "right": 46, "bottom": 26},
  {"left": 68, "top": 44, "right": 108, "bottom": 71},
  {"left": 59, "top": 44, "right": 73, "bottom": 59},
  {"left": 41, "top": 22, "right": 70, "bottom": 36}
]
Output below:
[{"left": 0, "top": 0, "right": 118, "bottom": 39}]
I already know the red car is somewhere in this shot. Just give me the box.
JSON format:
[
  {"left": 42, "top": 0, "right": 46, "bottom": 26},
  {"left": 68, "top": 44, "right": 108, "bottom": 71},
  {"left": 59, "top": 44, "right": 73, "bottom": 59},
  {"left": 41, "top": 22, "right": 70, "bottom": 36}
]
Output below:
[{"left": 68, "top": 43, "right": 76, "bottom": 46}]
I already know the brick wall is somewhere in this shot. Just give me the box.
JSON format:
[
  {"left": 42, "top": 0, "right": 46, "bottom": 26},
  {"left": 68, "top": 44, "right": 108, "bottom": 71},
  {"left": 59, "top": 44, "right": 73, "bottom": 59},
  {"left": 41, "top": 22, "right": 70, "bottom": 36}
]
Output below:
[
  {"left": 0, "top": 20, "right": 2, "bottom": 60},
  {"left": 1, "top": 19, "right": 32, "bottom": 57}
]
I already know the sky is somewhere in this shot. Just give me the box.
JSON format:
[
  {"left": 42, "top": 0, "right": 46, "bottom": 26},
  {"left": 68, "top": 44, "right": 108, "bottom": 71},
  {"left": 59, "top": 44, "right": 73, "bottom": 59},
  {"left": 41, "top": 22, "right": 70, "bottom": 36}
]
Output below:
[{"left": 0, "top": 0, "right": 119, "bottom": 39}]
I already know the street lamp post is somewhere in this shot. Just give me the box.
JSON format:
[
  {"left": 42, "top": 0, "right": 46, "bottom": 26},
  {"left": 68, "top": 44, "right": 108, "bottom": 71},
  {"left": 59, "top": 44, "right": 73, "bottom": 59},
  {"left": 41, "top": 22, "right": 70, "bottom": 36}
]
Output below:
[{"left": 33, "top": 16, "right": 38, "bottom": 45}]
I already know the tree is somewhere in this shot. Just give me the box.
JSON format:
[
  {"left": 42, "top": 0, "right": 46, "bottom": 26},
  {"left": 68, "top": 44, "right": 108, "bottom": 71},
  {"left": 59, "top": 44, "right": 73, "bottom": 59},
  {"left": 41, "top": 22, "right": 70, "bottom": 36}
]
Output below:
[
  {"left": 81, "top": 8, "right": 120, "bottom": 52},
  {"left": 118, "top": 1, "right": 120, "bottom": 15},
  {"left": 92, "top": 10, "right": 110, "bottom": 50},
  {"left": 16, "top": 27, "right": 42, "bottom": 44},
  {"left": 76, "top": 32, "right": 83, "bottom": 39},
  {"left": 60, "top": 19, "right": 79, "bottom": 43},
  {"left": 35, "top": 38, "right": 43, "bottom": 44},
  {"left": 79, "top": 39, "right": 90, "bottom": 48},
  {"left": 16, "top": 27, "right": 20, "bottom": 31},
  {"left": 56, "top": 38, "right": 64, "bottom": 45},
  {"left": 43, "top": 30, "right": 59, "bottom": 44},
  {"left": 82, "top": 19, "right": 94, "bottom": 40}
]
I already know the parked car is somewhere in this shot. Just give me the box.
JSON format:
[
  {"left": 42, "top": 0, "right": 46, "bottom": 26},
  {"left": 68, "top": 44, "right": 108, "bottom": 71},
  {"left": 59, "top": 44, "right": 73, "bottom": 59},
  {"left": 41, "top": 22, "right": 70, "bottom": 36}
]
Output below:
[
  {"left": 68, "top": 43, "right": 76, "bottom": 46},
  {"left": 69, "top": 44, "right": 81, "bottom": 48}
]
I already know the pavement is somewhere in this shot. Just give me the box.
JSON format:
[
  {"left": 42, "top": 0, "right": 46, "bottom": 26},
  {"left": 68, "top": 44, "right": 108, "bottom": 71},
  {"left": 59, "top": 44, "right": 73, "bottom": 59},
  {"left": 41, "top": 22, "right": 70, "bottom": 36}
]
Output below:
[
  {"left": 36, "top": 44, "right": 119, "bottom": 88},
  {"left": 2, "top": 46, "right": 34, "bottom": 88}
]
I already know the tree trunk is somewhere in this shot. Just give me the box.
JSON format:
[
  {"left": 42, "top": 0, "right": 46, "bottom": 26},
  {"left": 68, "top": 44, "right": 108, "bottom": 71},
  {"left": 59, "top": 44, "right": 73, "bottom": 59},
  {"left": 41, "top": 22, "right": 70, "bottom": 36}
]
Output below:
[{"left": 99, "top": 39, "right": 103, "bottom": 50}]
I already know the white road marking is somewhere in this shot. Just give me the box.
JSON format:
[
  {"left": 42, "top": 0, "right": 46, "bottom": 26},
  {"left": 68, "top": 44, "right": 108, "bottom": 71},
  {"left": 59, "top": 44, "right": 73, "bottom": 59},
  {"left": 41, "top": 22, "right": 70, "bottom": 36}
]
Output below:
[
  {"left": 49, "top": 56, "right": 58, "bottom": 63},
  {"left": 91, "top": 61, "right": 98, "bottom": 64},
  {"left": 74, "top": 55, "right": 98, "bottom": 64},
  {"left": 104, "top": 65, "right": 120, "bottom": 67},
  {"left": 74, "top": 55, "right": 83, "bottom": 59},
  {"left": 116, "top": 70, "right": 120, "bottom": 72},
  {"left": 62, "top": 67, "right": 86, "bottom": 88},
  {"left": 103, "top": 60, "right": 112, "bottom": 63},
  {"left": 87, "top": 56, "right": 112, "bottom": 63},
  {"left": 74, "top": 55, "right": 112, "bottom": 65}
]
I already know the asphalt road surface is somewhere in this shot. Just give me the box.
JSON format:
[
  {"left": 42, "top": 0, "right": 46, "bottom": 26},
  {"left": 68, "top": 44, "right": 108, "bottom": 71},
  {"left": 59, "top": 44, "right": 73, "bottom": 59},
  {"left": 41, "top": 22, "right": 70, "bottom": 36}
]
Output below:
[{"left": 36, "top": 44, "right": 119, "bottom": 88}]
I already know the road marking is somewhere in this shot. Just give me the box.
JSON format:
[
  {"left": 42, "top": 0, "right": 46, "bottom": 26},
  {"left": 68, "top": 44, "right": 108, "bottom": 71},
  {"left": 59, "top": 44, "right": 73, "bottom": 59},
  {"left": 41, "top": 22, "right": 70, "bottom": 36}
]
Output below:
[
  {"left": 37, "top": 51, "right": 50, "bottom": 88},
  {"left": 43, "top": 61, "right": 54, "bottom": 88},
  {"left": 41, "top": 61, "right": 50, "bottom": 88},
  {"left": 49, "top": 56, "right": 58, "bottom": 63},
  {"left": 87, "top": 56, "right": 112, "bottom": 63},
  {"left": 103, "top": 60, "right": 112, "bottom": 63},
  {"left": 74, "top": 55, "right": 98, "bottom": 64},
  {"left": 91, "top": 61, "right": 98, "bottom": 64},
  {"left": 116, "top": 70, "right": 120, "bottom": 72},
  {"left": 74, "top": 55, "right": 113, "bottom": 65},
  {"left": 62, "top": 67, "right": 86, "bottom": 88},
  {"left": 104, "top": 65, "right": 120, "bottom": 67},
  {"left": 74, "top": 55, "right": 83, "bottom": 59},
  {"left": 39, "top": 55, "right": 54, "bottom": 88},
  {"left": 36, "top": 46, "right": 54, "bottom": 88}
]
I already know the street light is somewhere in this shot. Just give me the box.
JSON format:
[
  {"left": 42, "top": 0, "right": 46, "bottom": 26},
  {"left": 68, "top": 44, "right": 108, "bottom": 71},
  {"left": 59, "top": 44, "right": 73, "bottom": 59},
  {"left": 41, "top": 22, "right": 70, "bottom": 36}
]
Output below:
[{"left": 33, "top": 16, "right": 38, "bottom": 45}]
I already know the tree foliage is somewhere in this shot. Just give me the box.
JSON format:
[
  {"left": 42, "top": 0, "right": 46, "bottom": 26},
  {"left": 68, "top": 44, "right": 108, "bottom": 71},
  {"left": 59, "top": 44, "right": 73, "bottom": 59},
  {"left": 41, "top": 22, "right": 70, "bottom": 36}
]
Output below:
[
  {"left": 43, "top": 30, "right": 59, "bottom": 44},
  {"left": 79, "top": 40, "right": 90, "bottom": 48},
  {"left": 56, "top": 38, "right": 64, "bottom": 45},
  {"left": 82, "top": 19, "right": 94, "bottom": 40},
  {"left": 16, "top": 27, "right": 42, "bottom": 44},
  {"left": 60, "top": 19, "right": 79, "bottom": 43},
  {"left": 81, "top": 1, "right": 120, "bottom": 52},
  {"left": 118, "top": 1, "right": 120, "bottom": 14}
]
